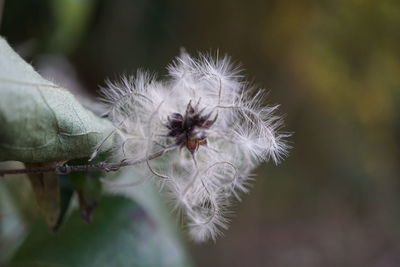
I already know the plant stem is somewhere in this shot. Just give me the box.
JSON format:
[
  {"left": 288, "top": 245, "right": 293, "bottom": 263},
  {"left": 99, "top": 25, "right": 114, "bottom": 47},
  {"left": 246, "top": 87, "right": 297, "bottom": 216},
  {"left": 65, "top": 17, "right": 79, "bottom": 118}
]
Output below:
[{"left": 0, "top": 150, "right": 165, "bottom": 176}]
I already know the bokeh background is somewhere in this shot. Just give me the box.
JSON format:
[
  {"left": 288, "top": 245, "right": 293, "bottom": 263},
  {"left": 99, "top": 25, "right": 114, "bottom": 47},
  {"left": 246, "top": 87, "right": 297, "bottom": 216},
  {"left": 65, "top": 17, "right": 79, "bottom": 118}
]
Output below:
[{"left": 1, "top": 0, "right": 400, "bottom": 266}]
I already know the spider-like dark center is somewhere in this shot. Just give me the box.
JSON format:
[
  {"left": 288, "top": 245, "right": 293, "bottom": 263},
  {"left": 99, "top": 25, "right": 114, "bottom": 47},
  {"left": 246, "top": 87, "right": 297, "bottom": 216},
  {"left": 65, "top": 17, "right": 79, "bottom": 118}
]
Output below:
[{"left": 166, "top": 102, "right": 217, "bottom": 154}]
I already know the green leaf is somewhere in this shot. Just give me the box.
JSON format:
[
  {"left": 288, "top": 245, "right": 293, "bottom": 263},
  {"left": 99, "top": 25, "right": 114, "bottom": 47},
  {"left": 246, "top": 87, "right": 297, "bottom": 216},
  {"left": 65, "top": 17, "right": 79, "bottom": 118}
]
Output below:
[
  {"left": 0, "top": 37, "right": 113, "bottom": 163},
  {"left": 53, "top": 174, "right": 75, "bottom": 231},
  {"left": 69, "top": 170, "right": 102, "bottom": 223},
  {"left": 25, "top": 162, "right": 61, "bottom": 229},
  {"left": 9, "top": 195, "right": 192, "bottom": 267}
]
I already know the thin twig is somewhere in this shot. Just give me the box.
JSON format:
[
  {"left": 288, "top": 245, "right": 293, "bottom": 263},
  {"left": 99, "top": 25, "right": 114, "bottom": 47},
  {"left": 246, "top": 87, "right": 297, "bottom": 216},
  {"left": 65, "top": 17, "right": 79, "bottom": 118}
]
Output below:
[{"left": 0, "top": 150, "right": 165, "bottom": 176}]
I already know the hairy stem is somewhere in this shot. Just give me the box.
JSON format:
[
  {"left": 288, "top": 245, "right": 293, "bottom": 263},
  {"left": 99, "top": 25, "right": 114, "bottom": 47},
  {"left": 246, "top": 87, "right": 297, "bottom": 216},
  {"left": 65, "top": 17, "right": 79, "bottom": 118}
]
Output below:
[{"left": 0, "top": 150, "right": 165, "bottom": 176}]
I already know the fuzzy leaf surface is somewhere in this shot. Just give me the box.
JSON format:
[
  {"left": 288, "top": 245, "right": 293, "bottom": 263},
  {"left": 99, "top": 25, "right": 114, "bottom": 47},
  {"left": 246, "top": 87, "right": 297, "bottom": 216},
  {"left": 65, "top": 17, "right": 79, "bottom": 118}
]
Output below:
[{"left": 0, "top": 37, "right": 112, "bottom": 163}]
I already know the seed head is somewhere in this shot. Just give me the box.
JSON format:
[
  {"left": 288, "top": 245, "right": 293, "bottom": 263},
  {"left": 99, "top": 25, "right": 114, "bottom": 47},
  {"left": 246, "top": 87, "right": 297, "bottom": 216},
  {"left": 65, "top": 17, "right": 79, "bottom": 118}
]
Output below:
[{"left": 97, "top": 51, "right": 290, "bottom": 242}]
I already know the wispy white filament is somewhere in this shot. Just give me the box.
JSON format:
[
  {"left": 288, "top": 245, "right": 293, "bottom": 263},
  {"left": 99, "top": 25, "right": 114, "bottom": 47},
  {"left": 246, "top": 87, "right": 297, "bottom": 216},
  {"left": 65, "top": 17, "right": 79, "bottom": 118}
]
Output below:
[{"left": 97, "top": 51, "right": 289, "bottom": 242}]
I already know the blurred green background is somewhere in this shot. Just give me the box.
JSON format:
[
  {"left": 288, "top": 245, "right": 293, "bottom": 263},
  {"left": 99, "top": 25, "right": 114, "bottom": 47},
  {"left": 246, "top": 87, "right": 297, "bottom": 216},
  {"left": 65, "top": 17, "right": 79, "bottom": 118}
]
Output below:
[{"left": 1, "top": 0, "right": 400, "bottom": 266}]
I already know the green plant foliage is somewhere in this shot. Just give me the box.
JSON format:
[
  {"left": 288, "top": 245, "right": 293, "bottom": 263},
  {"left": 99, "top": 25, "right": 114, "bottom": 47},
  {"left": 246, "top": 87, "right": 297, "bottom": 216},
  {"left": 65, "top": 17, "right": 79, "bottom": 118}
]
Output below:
[
  {"left": 53, "top": 174, "right": 75, "bottom": 231},
  {"left": 0, "top": 37, "right": 113, "bottom": 163},
  {"left": 8, "top": 194, "right": 191, "bottom": 267},
  {"left": 25, "top": 162, "right": 61, "bottom": 228},
  {"left": 69, "top": 169, "right": 103, "bottom": 223},
  {"left": 48, "top": 0, "right": 95, "bottom": 53}
]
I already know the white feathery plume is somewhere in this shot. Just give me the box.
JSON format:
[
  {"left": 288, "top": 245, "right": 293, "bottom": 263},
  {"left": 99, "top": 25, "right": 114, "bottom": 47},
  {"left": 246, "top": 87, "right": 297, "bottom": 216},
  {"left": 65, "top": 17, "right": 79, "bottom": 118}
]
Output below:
[{"left": 96, "top": 51, "right": 290, "bottom": 242}]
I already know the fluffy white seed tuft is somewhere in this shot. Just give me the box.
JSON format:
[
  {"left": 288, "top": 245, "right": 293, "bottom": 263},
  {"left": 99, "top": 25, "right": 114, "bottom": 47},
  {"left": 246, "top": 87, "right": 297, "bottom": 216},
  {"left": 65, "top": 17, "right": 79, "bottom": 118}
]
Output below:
[{"left": 97, "top": 51, "right": 290, "bottom": 242}]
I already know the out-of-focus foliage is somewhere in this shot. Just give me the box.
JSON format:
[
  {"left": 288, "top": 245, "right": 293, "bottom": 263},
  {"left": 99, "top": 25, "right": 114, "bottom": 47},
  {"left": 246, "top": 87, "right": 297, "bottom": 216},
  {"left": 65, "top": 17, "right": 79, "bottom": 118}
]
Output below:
[
  {"left": 9, "top": 192, "right": 190, "bottom": 267},
  {"left": 0, "top": 165, "right": 191, "bottom": 266},
  {"left": 47, "top": 0, "right": 95, "bottom": 53},
  {"left": 1, "top": 0, "right": 400, "bottom": 266},
  {"left": 0, "top": 166, "right": 191, "bottom": 266},
  {"left": 1, "top": 0, "right": 94, "bottom": 54}
]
